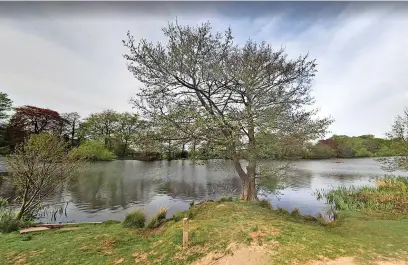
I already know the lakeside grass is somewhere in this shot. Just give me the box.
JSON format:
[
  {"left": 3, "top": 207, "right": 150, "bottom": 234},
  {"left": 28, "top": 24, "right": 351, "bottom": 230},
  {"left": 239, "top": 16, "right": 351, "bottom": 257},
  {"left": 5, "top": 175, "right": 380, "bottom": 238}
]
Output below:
[
  {"left": 1, "top": 197, "right": 408, "bottom": 265},
  {"left": 317, "top": 175, "right": 408, "bottom": 220}
]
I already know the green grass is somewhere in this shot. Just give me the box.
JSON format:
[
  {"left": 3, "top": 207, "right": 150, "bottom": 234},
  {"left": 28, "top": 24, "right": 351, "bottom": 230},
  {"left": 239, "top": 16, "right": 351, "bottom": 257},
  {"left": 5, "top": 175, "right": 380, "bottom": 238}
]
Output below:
[
  {"left": 1, "top": 200, "right": 408, "bottom": 265},
  {"left": 317, "top": 176, "right": 408, "bottom": 219}
]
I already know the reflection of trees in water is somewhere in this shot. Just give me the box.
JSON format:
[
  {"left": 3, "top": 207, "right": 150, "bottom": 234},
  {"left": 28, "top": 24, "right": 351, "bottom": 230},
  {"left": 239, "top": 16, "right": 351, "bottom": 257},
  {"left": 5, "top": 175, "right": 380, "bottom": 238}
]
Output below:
[
  {"left": 157, "top": 180, "right": 206, "bottom": 198},
  {"left": 0, "top": 178, "right": 16, "bottom": 201},
  {"left": 4, "top": 159, "right": 381, "bottom": 213},
  {"left": 263, "top": 165, "right": 374, "bottom": 191},
  {"left": 66, "top": 160, "right": 244, "bottom": 212},
  {"left": 283, "top": 168, "right": 314, "bottom": 189}
]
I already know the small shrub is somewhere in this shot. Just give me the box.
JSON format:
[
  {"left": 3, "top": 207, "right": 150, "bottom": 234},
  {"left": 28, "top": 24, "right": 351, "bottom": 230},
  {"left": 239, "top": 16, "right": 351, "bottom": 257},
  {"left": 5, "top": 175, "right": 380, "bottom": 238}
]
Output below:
[
  {"left": 277, "top": 207, "right": 289, "bottom": 215},
  {"left": 0, "top": 198, "right": 20, "bottom": 234},
  {"left": 157, "top": 207, "right": 168, "bottom": 221},
  {"left": 257, "top": 199, "right": 272, "bottom": 209},
  {"left": 291, "top": 208, "right": 301, "bottom": 217},
  {"left": 219, "top": 196, "right": 233, "bottom": 202},
  {"left": 0, "top": 215, "right": 20, "bottom": 233},
  {"left": 123, "top": 210, "right": 146, "bottom": 228},
  {"left": 173, "top": 212, "right": 183, "bottom": 222},
  {"left": 189, "top": 201, "right": 195, "bottom": 208},
  {"left": 147, "top": 207, "right": 168, "bottom": 229},
  {"left": 146, "top": 218, "right": 159, "bottom": 229},
  {"left": 316, "top": 212, "right": 327, "bottom": 225},
  {"left": 303, "top": 215, "right": 318, "bottom": 222}
]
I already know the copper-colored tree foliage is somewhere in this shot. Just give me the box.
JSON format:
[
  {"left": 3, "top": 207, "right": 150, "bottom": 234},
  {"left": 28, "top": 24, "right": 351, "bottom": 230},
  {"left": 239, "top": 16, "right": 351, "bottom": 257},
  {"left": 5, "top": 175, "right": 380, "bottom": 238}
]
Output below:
[{"left": 9, "top": 105, "right": 65, "bottom": 146}]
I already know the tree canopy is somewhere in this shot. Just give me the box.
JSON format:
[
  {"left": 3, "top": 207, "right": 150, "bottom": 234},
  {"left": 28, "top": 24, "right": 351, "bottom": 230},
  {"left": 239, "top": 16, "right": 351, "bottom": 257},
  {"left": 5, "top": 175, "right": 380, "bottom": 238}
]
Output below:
[
  {"left": 123, "top": 20, "right": 332, "bottom": 200},
  {"left": 8, "top": 106, "right": 64, "bottom": 147},
  {"left": 380, "top": 108, "right": 408, "bottom": 171},
  {"left": 0, "top": 92, "right": 12, "bottom": 121}
]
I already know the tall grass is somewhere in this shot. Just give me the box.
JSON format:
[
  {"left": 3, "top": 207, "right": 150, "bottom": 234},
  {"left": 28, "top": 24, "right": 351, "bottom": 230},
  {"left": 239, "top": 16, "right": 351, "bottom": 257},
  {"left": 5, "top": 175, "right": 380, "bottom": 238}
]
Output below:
[{"left": 316, "top": 176, "right": 408, "bottom": 215}]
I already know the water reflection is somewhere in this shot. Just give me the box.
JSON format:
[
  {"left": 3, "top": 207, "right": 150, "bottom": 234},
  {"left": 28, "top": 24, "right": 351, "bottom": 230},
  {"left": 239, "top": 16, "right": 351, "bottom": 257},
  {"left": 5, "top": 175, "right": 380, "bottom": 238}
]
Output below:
[{"left": 1, "top": 158, "right": 408, "bottom": 223}]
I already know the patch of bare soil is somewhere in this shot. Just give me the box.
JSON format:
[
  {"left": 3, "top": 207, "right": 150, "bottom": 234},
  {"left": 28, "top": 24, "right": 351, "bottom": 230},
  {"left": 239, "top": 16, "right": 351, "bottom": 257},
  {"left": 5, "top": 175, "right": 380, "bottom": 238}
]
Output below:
[
  {"left": 305, "top": 257, "right": 408, "bottom": 265},
  {"left": 193, "top": 251, "right": 408, "bottom": 265},
  {"left": 306, "top": 257, "right": 357, "bottom": 265},
  {"left": 191, "top": 243, "right": 273, "bottom": 265},
  {"left": 375, "top": 262, "right": 408, "bottom": 265}
]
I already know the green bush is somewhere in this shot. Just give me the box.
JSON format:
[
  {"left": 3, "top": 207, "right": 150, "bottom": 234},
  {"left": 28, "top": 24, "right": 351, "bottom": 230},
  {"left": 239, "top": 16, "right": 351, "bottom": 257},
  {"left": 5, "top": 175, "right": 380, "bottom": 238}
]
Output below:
[
  {"left": 290, "top": 208, "right": 301, "bottom": 217},
  {"left": 147, "top": 207, "right": 168, "bottom": 229},
  {"left": 173, "top": 212, "right": 184, "bottom": 222},
  {"left": 123, "top": 210, "right": 146, "bottom": 228},
  {"left": 276, "top": 207, "right": 290, "bottom": 215},
  {"left": 69, "top": 141, "right": 115, "bottom": 161},
  {"left": 257, "top": 199, "right": 272, "bottom": 209},
  {"left": 219, "top": 196, "right": 233, "bottom": 202},
  {"left": 0, "top": 199, "right": 19, "bottom": 233},
  {"left": 355, "top": 147, "right": 373, "bottom": 157},
  {"left": 0, "top": 215, "right": 19, "bottom": 233}
]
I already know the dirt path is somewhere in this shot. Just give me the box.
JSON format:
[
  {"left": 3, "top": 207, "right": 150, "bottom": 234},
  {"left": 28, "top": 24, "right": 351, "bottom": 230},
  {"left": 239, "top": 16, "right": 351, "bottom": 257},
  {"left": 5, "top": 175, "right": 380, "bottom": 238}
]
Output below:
[{"left": 191, "top": 245, "right": 408, "bottom": 265}]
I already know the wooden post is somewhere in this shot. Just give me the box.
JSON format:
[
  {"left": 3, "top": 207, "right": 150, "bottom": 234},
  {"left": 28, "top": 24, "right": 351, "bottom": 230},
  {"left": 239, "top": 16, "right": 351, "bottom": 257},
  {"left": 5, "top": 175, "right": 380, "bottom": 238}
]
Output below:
[{"left": 183, "top": 218, "right": 189, "bottom": 248}]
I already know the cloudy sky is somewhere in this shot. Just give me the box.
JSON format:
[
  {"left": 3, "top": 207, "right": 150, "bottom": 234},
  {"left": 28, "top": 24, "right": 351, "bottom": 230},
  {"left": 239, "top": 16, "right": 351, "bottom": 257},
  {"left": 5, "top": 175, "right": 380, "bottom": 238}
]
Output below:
[{"left": 0, "top": 1, "right": 407, "bottom": 138}]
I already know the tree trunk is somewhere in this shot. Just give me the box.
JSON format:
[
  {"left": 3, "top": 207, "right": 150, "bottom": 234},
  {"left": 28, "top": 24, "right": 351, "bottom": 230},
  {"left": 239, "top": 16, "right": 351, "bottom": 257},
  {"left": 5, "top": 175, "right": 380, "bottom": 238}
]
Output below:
[
  {"left": 241, "top": 177, "right": 257, "bottom": 201},
  {"left": 242, "top": 100, "right": 258, "bottom": 201},
  {"left": 71, "top": 122, "right": 76, "bottom": 147},
  {"left": 16, "top": 183, "right": 29, "bottom": 220},
  {"left": 244, "top": 160, "right": 257, "bottom": 201},
  {"left": 232, "top": 157, "right": 257, "bottom": 201},
  {"left": 122, "top": 141, "right": 128, "bottom": 157},
  {"left": 167, "top": 139, "right": 172, "bottom": 160},
  {"left": 192, "top": 140, "right": 196, "bottom": 158}
]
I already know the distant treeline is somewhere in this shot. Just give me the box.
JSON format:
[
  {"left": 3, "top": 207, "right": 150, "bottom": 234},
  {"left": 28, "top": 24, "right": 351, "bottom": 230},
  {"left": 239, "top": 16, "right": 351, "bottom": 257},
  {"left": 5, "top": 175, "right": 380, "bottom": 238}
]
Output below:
[
  {"left": 302, "top": 135, "right": 403, "bottom": 159},
  {"left": 0, "top": 91, "right": 406, "bottom": 161}
]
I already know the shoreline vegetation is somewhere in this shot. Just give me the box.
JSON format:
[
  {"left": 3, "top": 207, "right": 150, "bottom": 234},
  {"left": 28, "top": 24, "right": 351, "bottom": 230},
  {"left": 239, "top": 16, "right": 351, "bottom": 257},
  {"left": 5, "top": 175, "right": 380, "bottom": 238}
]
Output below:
[{"left": 1, "top": 176, "right": 408, "bottom": 265}]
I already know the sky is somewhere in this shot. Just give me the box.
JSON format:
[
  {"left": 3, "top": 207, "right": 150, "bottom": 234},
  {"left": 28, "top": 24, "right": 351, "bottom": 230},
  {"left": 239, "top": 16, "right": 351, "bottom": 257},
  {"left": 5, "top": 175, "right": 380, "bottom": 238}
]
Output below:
[{"left": 0, "top": 1, "right": 407, "bottom": 138}]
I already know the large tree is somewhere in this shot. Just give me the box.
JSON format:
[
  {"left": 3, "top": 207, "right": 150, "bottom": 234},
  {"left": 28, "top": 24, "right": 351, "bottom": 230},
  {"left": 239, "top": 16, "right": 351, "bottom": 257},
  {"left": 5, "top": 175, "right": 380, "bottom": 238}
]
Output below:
[
  {"left": 79, "top": 110, "right": 118, "bottom": 150},
  {"left": 381, "top": 107, "right": 408, "bottom": 171},
  {"left": 61, "top": 112, "right": 81, "bottom": 147},
  {"left": 123, "top": 21, "right": 332, "bottom": 200},
  {"left": 0, "top": 92, "right": 13, "bottom": 149},
  {"left": 0, "top": 92, "right": 13, "bottom": 121},
  {"left": 8, "top": 105, "right": 63, "bottom": 146},
  {"left": 116, "top": 112, "right": 140, "bottom": 156}
]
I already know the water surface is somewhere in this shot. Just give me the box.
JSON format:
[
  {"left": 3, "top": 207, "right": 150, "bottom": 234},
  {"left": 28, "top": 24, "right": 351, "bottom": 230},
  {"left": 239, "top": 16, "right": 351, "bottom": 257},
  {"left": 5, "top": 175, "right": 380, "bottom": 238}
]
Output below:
[{"left": 1, "top": 158, "right": 407, "bottom": 223}]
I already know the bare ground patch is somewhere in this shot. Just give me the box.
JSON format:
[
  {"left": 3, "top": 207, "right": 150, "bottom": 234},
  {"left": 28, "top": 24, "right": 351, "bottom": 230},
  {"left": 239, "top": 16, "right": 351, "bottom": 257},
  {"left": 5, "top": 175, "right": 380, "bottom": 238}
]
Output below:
[
  {"left": 304, "top": 257, "right": 408, "bottom": 265},
  {"left": 191, "top": 242, "right": 275, "bottom": 265}
]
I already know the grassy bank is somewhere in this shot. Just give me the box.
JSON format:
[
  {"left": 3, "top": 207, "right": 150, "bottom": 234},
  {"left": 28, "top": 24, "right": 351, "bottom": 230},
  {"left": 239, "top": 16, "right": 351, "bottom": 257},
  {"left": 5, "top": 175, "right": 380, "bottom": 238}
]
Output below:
[
  {"left": 1, "top": 196, "right": 408, "bottom": 265},
  {"left": 318, "top": 175, "right": 408, "bottom": 219}
]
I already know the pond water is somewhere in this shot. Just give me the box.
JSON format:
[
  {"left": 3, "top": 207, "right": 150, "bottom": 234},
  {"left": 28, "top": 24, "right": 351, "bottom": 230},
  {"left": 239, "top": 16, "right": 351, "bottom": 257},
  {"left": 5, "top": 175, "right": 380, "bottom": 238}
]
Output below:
[{"left": 1, "top": 158, "right": 407, "bottom": 223}]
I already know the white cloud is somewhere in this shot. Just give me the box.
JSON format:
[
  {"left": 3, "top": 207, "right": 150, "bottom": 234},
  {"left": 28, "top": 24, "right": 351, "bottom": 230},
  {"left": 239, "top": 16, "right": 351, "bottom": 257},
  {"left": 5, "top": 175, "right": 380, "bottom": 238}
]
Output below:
[
  {"left": 246, "top": 3, "right": 408, "bottom": 137},
  {"left": 0, "top": 2, "right": 407, "bottom": 137}
]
